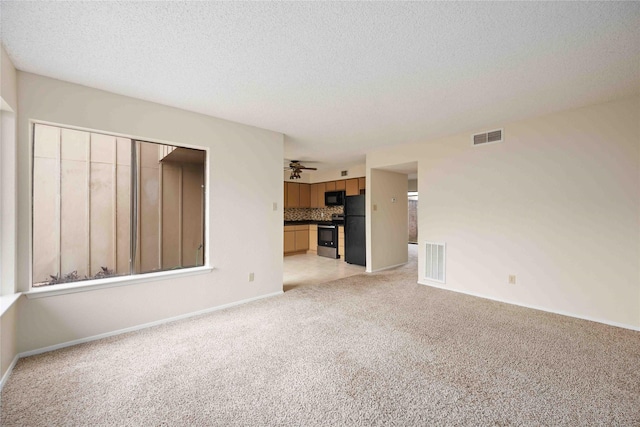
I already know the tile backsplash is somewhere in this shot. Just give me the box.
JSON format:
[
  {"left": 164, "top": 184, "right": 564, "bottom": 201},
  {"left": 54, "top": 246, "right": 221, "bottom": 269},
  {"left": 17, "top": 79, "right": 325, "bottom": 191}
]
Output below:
[{"left": 284, "top": 206, "right": 344, "bottom": 221}]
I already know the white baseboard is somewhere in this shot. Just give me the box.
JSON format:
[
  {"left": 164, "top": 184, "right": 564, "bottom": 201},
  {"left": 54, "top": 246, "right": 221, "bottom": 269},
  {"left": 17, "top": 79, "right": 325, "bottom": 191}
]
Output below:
[
  {"left": 0, "top": 354, "right": 19, "bottom": 391},
  {"left": 370, "top": 262, "right": 407, "bottom": 273},
  {"left": 418, "top": 280, "right": 640, "bottom": 332},
  {"left": 18, "top": 290, "right": 284, "bottom": 359}
]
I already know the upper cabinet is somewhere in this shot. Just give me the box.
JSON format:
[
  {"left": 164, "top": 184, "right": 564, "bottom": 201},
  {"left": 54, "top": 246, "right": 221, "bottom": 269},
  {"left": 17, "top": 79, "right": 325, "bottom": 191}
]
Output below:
[
  {"left": 316, "top": 182, "right": 326, "bottom": 208},
  {"left": 310, "top": 183, "right": 318, "bottom": 208},
  {"left": 285, "top": 182, "right": 311, "bottom": 208},
  {"left": 285, "top": 177, "right": 365, "bottom": 208},
  {"left": 286, "top": 182, "right": 300, "bottom": 207},
  {"left": 299, "top": 183, "right": 310, "bottom": 207},
  {"left": 345, "top": 178, "right": 359, "bottom": 196}
]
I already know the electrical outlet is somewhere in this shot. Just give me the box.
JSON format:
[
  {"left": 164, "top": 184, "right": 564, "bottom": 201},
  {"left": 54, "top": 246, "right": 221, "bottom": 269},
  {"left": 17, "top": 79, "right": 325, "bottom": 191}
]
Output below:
[
  {"left": 508, "top": 275, "right": 516, "bottom": 285},
  {"left": 249, "top": 272, "right": 254, "bottom": 282}
]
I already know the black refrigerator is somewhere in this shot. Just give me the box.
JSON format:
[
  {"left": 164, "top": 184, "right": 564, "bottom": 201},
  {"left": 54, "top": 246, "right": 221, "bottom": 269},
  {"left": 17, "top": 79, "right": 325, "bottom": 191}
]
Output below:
[{"left": 344, "top": 195, "right": 366, "bottom": 266}]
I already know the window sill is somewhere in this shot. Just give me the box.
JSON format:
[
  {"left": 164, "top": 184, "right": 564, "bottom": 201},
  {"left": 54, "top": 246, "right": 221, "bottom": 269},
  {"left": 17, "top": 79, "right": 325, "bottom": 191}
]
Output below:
[
  {"left": 25, "top": 266, "right": 214, "bottom": 299},
  {"left": 0, "top": 293, "right": 22, "bottom": 316}
]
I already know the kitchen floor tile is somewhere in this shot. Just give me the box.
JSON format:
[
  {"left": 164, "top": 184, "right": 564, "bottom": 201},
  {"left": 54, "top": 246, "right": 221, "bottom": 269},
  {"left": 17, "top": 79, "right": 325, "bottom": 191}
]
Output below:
[{"left": 283, "top": 252, "right": 365, "bottom": 291}]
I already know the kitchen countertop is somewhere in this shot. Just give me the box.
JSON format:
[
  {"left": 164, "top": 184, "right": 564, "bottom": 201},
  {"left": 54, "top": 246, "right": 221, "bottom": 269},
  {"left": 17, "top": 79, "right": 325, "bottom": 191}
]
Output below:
[{"left": 284, "top": 220, "right": 337, "bottom": 226}]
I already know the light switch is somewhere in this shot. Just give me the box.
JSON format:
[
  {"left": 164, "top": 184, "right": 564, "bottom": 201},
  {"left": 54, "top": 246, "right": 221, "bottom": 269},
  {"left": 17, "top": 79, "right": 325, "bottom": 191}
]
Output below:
[
  {"left": 272, "top": 202, "right": 277, "bottom": 211},
  {"left": 373, "top": 204, "right": 378, "bottom": 211}
]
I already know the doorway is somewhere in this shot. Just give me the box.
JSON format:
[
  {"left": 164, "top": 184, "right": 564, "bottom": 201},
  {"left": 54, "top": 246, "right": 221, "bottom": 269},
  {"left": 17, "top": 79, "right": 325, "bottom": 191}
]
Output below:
[{"left": 408, "top": 191, "right": 418, "bottom": 244}]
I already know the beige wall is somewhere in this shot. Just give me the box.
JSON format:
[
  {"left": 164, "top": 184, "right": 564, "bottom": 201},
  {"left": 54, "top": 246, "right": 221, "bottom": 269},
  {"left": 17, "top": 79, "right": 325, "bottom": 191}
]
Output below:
[
  {"left": 310, "top": 164, "right": 365, "bottom": 183},
  {"left": 1, "top": 112, "right": 17, "bottom": 296},
  {"left": 0, "top": 43, "right": 18, "bottom": 384},
  {"left": 367, "top": 169, "right": 409, "bottom": 272},
  {"left": 283, "top": 169, "right": 311, "bottom": 183},
  {"left": 1, "top": 45, "right": 17, "bottom": 111},
  {"left": 1, "top": 44, "right": 18, "bottom": 294},
  {"left": 367, "top": 96, "right": 640, "bottom": 329},
  {"left": 0, "top": 302, "right": 17, "bottom": 380},
  {"left": 16, "top": 72, "right": 284, "bottom": 352},
  {"left": 282, "top": 163, "right": 365, "bottom": 184}
]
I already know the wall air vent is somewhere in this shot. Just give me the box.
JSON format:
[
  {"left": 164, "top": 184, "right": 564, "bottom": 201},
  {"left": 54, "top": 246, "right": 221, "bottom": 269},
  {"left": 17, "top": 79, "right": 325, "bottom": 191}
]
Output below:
[
  {"left": 472, "top": 128, "right": 503, "bottom": 146},
  {"left": 341, "top": 170, "right": 348, "bottom": 177},
  {"left": 425, "top": 242, "right": 446, "bottom": 283}
]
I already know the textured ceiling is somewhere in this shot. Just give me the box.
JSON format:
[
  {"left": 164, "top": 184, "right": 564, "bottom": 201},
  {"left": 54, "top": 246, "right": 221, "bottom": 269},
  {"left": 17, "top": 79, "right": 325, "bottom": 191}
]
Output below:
[{"left": 2, "top": 1, "right": 639, "bottom": 170}]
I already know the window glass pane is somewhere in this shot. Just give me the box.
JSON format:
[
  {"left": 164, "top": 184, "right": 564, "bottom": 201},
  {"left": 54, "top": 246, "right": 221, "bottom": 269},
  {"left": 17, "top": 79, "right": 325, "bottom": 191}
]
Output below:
[
  {"left": 32, "top": 125, "right": 131, "bottom": 286},
  {"left": 136, "top": 141, "right": 205, "bottom": 274},
  {"left": 32, "top": 124, "right": 206, "bottom": 287}
]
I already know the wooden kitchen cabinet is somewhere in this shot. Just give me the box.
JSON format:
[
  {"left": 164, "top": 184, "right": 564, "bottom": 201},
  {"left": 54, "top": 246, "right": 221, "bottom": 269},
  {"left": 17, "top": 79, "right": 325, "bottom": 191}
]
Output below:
[
  {"left": 308, "top": 224, "right": 318, "bottom": 253},
  {"left": 286, "top": 182, "right": 300, "bottom": 208},
  {"left": 345, "top": 178, "right": 359, "bottom": 196},
  {"left": 295, "top": 228, "right": 309, "bottom": 250},
  {"left": 284, "top": 182, "right": 288, "bottom": 208},
  {"left": 316, "top": 182, "right": 326, "bottom": 207},
  {"left": 299, "top": 183, "right": 310, "bottom": 207},
  {"left": 284, "top": 225, "right": 310, "bottom": 255},
  {"left": 358, "top": 177, "right": 366, "bottom": 192},
  {"left": 287, "top": 178, "right": 365, "bottom": 209},
  {"left": 310, "top": 184, "right": 318, "bottom": 208},
  {"left": 284, "top": 228, "right": 296, "bottom": 253}
]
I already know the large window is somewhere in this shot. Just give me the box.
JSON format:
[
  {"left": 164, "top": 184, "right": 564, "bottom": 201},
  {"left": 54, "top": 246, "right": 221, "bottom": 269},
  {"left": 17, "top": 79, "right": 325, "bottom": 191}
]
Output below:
[{"left": 32, "top": 123, "right": 206, "bottom": 287}]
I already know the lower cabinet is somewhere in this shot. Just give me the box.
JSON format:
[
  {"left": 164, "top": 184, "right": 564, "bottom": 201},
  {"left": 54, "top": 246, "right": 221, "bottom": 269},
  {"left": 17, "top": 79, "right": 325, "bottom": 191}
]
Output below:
[
  {"left": 284, "top": 229, "right": 296, "bottom": 253},
  {"left": 308, "top": 225, "right": 318, "bottom": 254},
  {"left": 284, "top": 225, "right": 310, "bottom": 255},
  {"left": 284, "top": 224, "right": 344, "bottom": 259}
]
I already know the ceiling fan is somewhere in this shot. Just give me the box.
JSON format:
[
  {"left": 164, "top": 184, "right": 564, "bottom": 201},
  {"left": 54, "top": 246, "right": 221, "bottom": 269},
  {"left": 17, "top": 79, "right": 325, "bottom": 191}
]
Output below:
[{"left": 285, "top": 160, "right": 317, "bottom": 180}]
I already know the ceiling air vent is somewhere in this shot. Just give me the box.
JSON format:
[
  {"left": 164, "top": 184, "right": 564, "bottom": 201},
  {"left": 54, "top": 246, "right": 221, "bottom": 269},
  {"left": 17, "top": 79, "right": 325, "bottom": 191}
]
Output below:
[
  {"left": 341, "top": 170, "right": 348, "bottom": 176},
  {"left": 472, "top": 128, "right": 503, "bottom": 146}
]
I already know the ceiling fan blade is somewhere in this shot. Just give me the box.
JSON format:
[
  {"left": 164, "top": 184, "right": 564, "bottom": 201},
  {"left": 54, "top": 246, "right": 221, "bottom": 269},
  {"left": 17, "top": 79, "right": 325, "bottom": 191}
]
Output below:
[{"left": 299, "top": 167, "right": 317, "bottom": 170}]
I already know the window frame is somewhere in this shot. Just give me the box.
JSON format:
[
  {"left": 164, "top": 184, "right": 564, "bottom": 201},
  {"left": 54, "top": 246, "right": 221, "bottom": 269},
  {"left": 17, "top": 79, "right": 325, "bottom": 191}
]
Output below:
[{"left": 26, "top": 120, "right": 212, "bottom": 298}]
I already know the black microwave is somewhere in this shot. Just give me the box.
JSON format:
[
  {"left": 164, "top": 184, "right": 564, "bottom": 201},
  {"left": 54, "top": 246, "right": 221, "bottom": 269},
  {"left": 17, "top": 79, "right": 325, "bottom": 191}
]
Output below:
[{"left": 325, "top": 190, "right": 346, "bottom": 206}]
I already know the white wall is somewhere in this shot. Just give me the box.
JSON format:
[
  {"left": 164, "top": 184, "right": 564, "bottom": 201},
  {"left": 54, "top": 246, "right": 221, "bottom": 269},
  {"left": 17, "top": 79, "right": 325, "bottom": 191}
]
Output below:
[
  {"left": 367, "top": 169, "right": 408, "bottom": 272},
  {"left": 16, "top": 72, "right": 284, "bottom": 352},
  {"left": 367, "top": 96, "right": 640, "bottom": 329}
]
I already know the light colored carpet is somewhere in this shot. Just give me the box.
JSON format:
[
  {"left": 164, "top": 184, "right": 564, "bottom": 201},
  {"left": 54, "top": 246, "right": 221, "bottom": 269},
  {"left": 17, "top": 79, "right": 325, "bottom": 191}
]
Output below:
[{"left": 2, "top": 246, "right": 639, "bottom": 426}]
